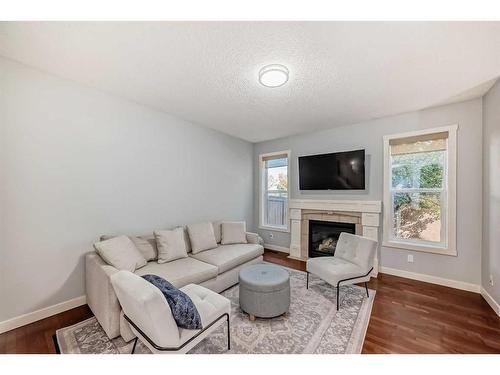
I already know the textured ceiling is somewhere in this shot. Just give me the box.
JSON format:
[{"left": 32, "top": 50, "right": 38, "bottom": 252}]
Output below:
[{"left": 1, "top": 22, "right": 499, "bottom": 142}]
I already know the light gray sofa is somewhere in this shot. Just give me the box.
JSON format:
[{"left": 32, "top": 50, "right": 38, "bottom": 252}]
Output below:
[{"left": 85, "top": 224, "right": 264, "bottom": 340}]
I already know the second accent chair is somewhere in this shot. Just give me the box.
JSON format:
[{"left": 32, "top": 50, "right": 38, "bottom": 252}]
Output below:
[{"left": 306, "top": 232, "right": 377, "bottom": 310}]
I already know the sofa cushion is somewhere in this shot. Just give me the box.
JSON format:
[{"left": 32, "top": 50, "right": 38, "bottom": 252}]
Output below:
[
  {"left": 94, "top": 235, "right": 147, "bottom": 272},
  {"left": 187, "top": 222, "right": 218, "bottom": 254},
  {"left": 212, "top": 221, "right": 222, "bottom": 244},
  {"left": 190, "top": 243, "right": 264, "bottom": 274},
  {"left": 221, "top": 221, "right": 247, "bottom": 245},
  {"left": 100, "top": 234, "right": 157, "bottom": 261},
  {"left": 154, "top": 228, "right": 188, "bottom": 263},
  {"left": 178, "top": 226, "right": 192, "bottom": 253},
  {"left": 134, "top": 257, "right": 218, "bottom": 288}
]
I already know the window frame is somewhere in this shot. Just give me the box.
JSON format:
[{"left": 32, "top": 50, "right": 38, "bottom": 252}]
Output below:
[
  {"left": 382, "top": 125, "right": 457, "bottom": 256},
  {"left": 259, "top": 150, "right": 291, "bottom": 232}
]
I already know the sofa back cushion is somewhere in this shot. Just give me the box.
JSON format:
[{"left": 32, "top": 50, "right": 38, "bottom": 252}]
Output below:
[
  {"left": 212, "top": 221, "right": 222, "bottom": 244},
  {"left": 94, "top": 235, "right": 147, "bottom": 272},
  {"left": 221, "top": 221, "right": 248, "bottom": 245},
  {"left": 154, "top": 228, "right": 189, "bottom": 263},
  {"left": 100, "top": 234, "right": 157, "bottom": 261},
  {"left": 177, "top": 226, "right": 192, "bottom": 253},
  {"left": 187, "top": 222, "right": 218, "bottom": 254}
]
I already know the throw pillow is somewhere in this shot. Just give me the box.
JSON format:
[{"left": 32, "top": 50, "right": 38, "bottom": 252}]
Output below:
[
  {"left": 154, "top": 228, "right": 188, "bottom": 263},
  {"left": 221, "top": 221, "right": 247, "bottom": 245},
  {"left": 100, "top": 234, "right": 157, "bottom": 261},
  {"left": 176, "top": 226, "right": 192, "bottom": 253},
  {"left": 94, "top": 235, "right": 147, "bottom": 272},
  {"left": 212, "top": 221, "right": 222, "bottom": 243},
  {"left": 187, "top": 222, "right": 218, "bottom": 254},
  {"left": 142, "top": 274, "right": 202, "bottom": 330}
]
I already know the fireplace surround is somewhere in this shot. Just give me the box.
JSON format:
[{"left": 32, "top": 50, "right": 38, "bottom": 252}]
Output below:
[{"left": 288, "top": 199, "right": 382, "bottom": 275}]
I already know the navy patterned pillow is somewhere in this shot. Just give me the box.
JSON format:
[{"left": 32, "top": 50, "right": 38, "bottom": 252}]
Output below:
[{"left": 141, "top": 274, "right": 202, "bottom": 330}]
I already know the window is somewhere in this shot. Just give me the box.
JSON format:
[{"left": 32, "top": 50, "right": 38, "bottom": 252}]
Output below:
[
  {"left": 259, "top": 151, "right": 290, "bottom": 231},
  {"left": 383, "top": 125, "right": 457, "bottom": 255}
]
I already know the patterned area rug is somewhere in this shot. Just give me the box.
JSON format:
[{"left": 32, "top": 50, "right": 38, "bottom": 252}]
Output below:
[{"left": 56, "top": 268, "right": 375, "bottom": 354}]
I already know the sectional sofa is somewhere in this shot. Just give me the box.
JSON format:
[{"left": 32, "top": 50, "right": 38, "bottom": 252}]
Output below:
[{"left": 85, "top": 222, "right": 264, "bottom": 340}]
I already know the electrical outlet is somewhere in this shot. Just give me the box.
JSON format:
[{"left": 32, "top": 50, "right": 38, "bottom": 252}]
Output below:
[
  {"left": 407, "top": 254, "right": 414, "bottom": 263},
  {"left": 490, "top": 274, "right": 494, "bottom": 287},
  {"left": 269, "top": 233, "right": 274, "bottom": 239}
]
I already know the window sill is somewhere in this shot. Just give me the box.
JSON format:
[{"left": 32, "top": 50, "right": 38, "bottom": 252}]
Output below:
[
  {"left": 259, "top": 225, "right": 290, "bottom": 233},
  {"left": 383, "top": 240, "right": 457, "bottom": 256}
]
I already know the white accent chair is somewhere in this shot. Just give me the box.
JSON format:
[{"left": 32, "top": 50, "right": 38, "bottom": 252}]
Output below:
[
  {"left": 110, "top": 270, "right": 231, "bottom": 354},
  {"left": 306, "top": 232, "right": 377, "bottom": 310}
]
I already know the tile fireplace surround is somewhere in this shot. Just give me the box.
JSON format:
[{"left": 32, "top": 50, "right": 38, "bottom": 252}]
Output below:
[{"left": 288, "top": 199, "right": 382, "bottom": 275}]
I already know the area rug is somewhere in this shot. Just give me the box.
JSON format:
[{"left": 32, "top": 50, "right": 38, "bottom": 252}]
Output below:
[{"left": 56, "top": 268, "right": 374, "bottom": 354}]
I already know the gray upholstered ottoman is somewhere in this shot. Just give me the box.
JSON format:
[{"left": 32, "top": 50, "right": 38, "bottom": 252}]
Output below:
[{"left": 238, "top": 264, "right": 290, "bottom": 320}]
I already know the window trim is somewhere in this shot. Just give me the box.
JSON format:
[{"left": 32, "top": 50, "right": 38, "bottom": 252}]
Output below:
[
  {"left": 259, "top": 150, "right": 291, "bottom": 232},
  {"left": 382, "top": 125, "right": 457, "bottom": 256}
]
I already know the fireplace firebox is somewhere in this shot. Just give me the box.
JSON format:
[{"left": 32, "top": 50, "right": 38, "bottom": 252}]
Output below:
[{"left": 308, "top": 220, "right": 356, "bottom": 258}]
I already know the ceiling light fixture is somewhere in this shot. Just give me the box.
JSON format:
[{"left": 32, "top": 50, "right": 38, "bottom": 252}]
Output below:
[{"left": 259, "top": 64, "right": 289, "bottom": 88}]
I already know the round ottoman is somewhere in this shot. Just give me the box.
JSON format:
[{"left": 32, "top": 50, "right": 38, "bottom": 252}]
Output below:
[{"left": 239, "top": 264, "right": 290, "bottom": 320}]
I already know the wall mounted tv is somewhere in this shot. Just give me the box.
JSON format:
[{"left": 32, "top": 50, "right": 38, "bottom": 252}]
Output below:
[{"left": 298, "top": 149, "right": 365, "bottom": 190}]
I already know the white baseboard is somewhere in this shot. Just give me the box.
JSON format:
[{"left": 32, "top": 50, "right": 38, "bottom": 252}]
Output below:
[
  {"left": 264, "top": 243, "right": 290, "bottom": 253},
  {"left": 0, "top": 295, "right": 87, "bottom": 334},
  {"left": 379, "top": 266, "right": 481, "bottom": 293},
  {"left": 481, "top": 287, "right": 500, "bottom": 316}
]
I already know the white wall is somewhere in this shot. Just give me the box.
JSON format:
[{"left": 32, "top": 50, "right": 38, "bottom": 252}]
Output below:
[
  {"left": 254, "top": 99, "right": 483, "bottom": 285},
  {"left": 0, "top": 58, "right": 254, "bottom": 322},
  {"left": 482, "top": 79, "right": 500, "bottom": 304}
]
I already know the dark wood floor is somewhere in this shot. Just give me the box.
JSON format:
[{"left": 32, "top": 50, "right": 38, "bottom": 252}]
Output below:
[{"left": 1, "top": 249, "right": 499, "bottom": 354}]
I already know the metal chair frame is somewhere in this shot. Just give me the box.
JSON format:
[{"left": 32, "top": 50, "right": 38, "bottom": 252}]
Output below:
[
  {"left": 125, "top": 312, "right": 230, "bottom": 354},
  {"left": 306, "top": 267, "right": 373, "bottom": 310}
]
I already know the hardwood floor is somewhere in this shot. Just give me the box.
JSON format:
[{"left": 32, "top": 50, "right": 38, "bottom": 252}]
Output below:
[
  {"left": 1, "top": 249, "right": 499, "bottom": 354},
  {"left": 0, "top": 304, "right": 93, "bottom": 354}
]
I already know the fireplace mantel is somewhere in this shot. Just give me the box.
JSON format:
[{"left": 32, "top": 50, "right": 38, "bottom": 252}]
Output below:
[
  {"left": 288, "top": 199, "right": 382, "bottom": 275},
  {"left": 289, "top": 199, "right": 381, "bottom": 213}
]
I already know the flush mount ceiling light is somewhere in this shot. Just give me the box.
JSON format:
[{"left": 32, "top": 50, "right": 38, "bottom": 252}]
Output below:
[{"left": 259, "top": 64, "right": 289, "bottom": 88}]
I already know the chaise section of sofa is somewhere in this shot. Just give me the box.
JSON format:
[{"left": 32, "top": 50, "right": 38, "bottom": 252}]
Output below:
[
  {"left": 85, "top": 253, "right": 122, "bottom": 338},
  {"left": 85, "top": 229, "right": 264, "bottom": 339}
]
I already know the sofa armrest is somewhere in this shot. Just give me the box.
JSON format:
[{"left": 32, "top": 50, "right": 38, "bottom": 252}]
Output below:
[
  {"left": 246, "top": 232, "right": 263, "bottom": 245},
  {"left": 85, "top": 252, "right": 121, "bottom": 339}
]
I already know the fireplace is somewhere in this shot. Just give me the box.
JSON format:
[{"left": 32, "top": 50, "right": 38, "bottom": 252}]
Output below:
[{"left": 308, "top": 220, "right": 356, "bottom": 258}]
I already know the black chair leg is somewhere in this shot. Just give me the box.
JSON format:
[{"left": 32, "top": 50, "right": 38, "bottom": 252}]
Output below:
[
  {"left": 306, "top": 272, "right": 309, "bottom": 289},
  {"left": 336, "top": 285, "right": 340, "bottom": 310},
  {"left": 227, "top": 315, "right": 231, "bottom": 351},
  {"left": 365, "top": 282, "right": 369, "bottom": 298},
  {"left": 131, "top": 337, "right": 138, "bottom": 354}
]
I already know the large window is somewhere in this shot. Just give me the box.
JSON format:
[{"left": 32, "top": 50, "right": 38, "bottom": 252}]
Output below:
[
  {"left": 259, "top": 151, "right": 290, "bottom": 231},
  {"left": 383, "top": 125, "right": 457, "bottom": 255}
]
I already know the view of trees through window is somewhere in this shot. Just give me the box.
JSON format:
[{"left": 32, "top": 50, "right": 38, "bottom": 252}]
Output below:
[
  {"left": 264, "top": 157, "right": 288, "bottom": 228},
  {"left": 391, "top": 150, "right": 445, "bottom": 243}
]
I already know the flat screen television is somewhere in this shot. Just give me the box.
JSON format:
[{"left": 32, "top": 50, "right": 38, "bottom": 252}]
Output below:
[{"left": 298, "top": 149, "right": 365, "bottom": 190}]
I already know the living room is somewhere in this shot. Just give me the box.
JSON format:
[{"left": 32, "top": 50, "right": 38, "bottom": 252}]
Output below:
[{"left": 1, "top": 1, "right": 500, "bottom": 372}]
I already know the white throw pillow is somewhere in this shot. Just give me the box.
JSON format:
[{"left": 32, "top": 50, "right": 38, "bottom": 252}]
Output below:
[
  {"left": 187, "top": 222, "right": 218, "bottom": 254},
  {"left": 221, "top": 221, "right": 248, "bottom": 245},
  {"left": 176, "top": 226, "right": 192, "bottom": 253},
  {"left": 94, "top": 235, "right": 147, "bottom": 272},
  {"left": 154, "top": 228, "right": 188, "bottom": 263},
  {"left": 212, "top": 221, "right": 222, "bottom": 244},
  {"left": 100, "top": 234, "right": 157, "bottom": 261}
]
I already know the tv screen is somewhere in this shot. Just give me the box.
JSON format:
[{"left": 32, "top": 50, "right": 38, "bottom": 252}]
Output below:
[{"left": 298, "top": 149, "right": 365, "bottom": 190}]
